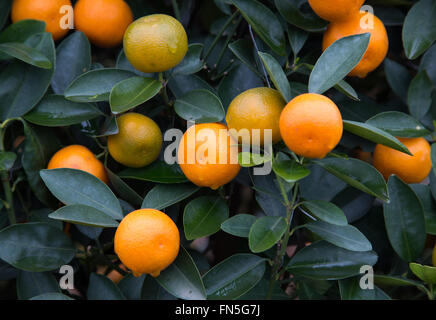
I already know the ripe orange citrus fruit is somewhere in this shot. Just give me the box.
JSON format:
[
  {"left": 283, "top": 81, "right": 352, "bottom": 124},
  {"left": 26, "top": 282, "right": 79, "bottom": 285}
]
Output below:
[
  {"left": 123, "top": 14, "right": 188, "bottom": 73},
  {"left": 107, "top": 113, "right": 163, "bottom": 168},
  {"left": 177, "top": 123, "right": 241, "bottom": 190},
  {"left": 322, "top": 11, "right": 388, "bottom": 78},
  {"left": 225, "top": 87, "right": 286, "bottom": 145},
  {"left": 114, "top": 209, "right": 180, "bottom": 277},
  {"left": 373, "top": 137, "right": 432, "bottom": 184},
  {"left": 279, "top": 93, "right": 343, "bottom": 159},
  {"left": 308, "top": 0, "right": 365, "bottom": 22},
  {"left": 47, "top": 145, "right": 109, "bottom": 184},
  {"left": 11, "top": 0, "right": 72, "bottom": 41},
  {"left": 74, "top": 0, "right": 133, "bottom": 48}
]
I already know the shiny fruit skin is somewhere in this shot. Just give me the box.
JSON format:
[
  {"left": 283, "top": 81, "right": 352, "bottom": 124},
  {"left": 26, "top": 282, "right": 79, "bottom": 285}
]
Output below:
[{"left": 308, "top": 0, "right": 365, "bottom": 22}]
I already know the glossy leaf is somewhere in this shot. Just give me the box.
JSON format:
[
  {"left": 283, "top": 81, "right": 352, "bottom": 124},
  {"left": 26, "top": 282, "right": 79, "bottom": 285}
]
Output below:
[
  {"left": 106, "top": 167, "right": 143, "bottom": 207},
  {"left": 172, "top": 43, "right": 204, "bottom": 75},
  {"left": 231, "top": 0, "right": 286, "bottom": 56},
  {"left": 24, "top": 95, "right": 102, "bottom": 126},
  {"left": 409, "top": 262, "right": 436, "bottom": 285},
  {"left": 304, "top": 221, "right": 372, "bottom": 252},
  {"left": 156, "top": 246, "right": 206, "bottom": 300},
  {"left": 184, "top": 196, "right": 229, "bottom": 240},
  {"left": 238, "top": 151, "right": 272, "bottom": 168},
  {"left": 286, "top": 241, "right": 378, "bottom": 280},
  {"left": 0, "top": 42, "right": 51, "bottom": 68},
  {"left": 174, "top": 89, "right": 225, "bottom": 123},
  {"left": 0, "top": 222, "right": 75, "bottom": 272},
  {"left": 221, "top": 214, "right": 257, "bottom": 238},
  {"left": 142, "top": 183, "right": 199, "bottom": 211},
  {"left": 248, "top": 216, "right": 287, "bottom": 253},
  {"left": 30, "top": 293, "right": 74, "bottom": 300},
  {"left": 0, "top": 19, "right": 45, "bottom": 46},
  {"left": 87, "top": 273, "right": 125, "bottom": 300},
  {"left": 40, "top": 168, "right": 123, "bottom": 220},
  {"left": 258, "top": 51, "right": 292, "bottom": 102},
  {"left": 16, "top": 271, "right": 60, "bottom": 300},
  {"left": 301, "top": 200, "right": 348, "bottom": 226},
  {"left": 309, "top": 34, "right": 370, "bottom": 94},
  {"left": 118, "top": 274, "right": 145, "bottom": 300},
  {"left": 407, "top": 70, "right": 433, "bottom": 119},
  {"left": 383, "top": 176, "right": 426, "bottom": 262},
  {"left": 274, "top": 0, "right": 327, "bottom": 32},
  {"left": 64, "top": 68, "right": 136, "bottom": 102},
  {"left": 339, "top": 277, "right": 391, "bottom": 300},
  {"left": 402, "top": 0, "right": 436, "bottom": 59},
  {"left": 109, "top": 76, "right": 162, "bottom": 114},
  {"left": 272, "top": 159, "right": 310, "bottom": 183},
  {"left": 49, "top": 204, "right": 119, "bottom": 228},
  {"left": 314, "top": 158, "right": 388, "bottom": 201},
  {"left": 410, "top": 184, "right": 436, "bottom": 235},
  {"left": 229, "top": 39, "right": 262, "bottom": 77},
  {"left": 366, "top": 111, "right": 430, "bottom": 138},
  {"left": 384, "top": 59, "right": 411, "bottom": 102},
  {"left": 203, "top": 254, "right": 266, "bottom": 300},
  {"left": 118, "top": 161, "right": 187, "bottom": 184},
  {"left": 343, "top": 120, "right": 411, "bottom": 155}
]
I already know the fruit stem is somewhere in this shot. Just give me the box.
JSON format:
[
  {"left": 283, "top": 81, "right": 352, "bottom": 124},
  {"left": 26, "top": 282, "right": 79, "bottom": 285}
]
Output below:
[
  {"left": 203, "top": 10, "right": 240, "bottom": 62},
  {"left": 266, "top": 180, "right": 299, "bottom": 299},
  {"left": 158, "top": 72, "right": 171, "bottom": 107}
]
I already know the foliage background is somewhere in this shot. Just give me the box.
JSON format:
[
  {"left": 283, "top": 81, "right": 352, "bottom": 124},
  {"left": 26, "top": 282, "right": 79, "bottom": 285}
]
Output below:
[{"left": 0, "top": 0, "right": 435, "bottom": 300}]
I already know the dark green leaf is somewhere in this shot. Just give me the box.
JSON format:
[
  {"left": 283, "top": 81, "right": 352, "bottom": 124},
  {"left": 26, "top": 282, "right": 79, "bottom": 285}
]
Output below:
[
  {"left": 87, "top": 273, "right": 126, "bottom": 300},
  {"left": 410, "top": 184, "right": 436, "bottom": 235},
  {"left": 0, "top": 151, "right": 16, "bottom": 171},
  {"left": 118, "top": 274, "right": 145, "bottom": 300},
  {"left": 272, "top": 159, "right": 310, "bottom": 183},
  {"left": 172, "top": 43, "right": 204, "bottom": 75},
  {"left": 106, "top": 167, "right": 143, "bottom": 207},
  {"left": 248, "top": 216, "right": 287, "bottom": 253},
  {"left": 339, "top": 277, "right": 391, "bottom": 300},
  {"left": 384, "top": 59, "right": 411, "bottom": 102},
  {"left": 0, "top": 42, "right": 51, "bottom": 68},
  {"left": 383, "top": 176, "right": 426, "bottom": 262},
  {"left": 184, "top": 196, "right": 229, "bottom": 240},
  {"left": 301, "top": 200, "right": 348, "bottom": 226},
  {"left": 221, "top": 214, "right": 257, "bottom": 238},
  {"left": 30, "top": 293, "right": 74, "bottom": 300},
  {"left": 258, "top": 51, "right": 292, "bottom": 102},
  {"left": 407, "top": 70, "right": 433, "bottom": 119},
  {"left": 0, "top": 222, "right": 75, "bottom": 272},
  {"left": 118, "top": 161, "right": 187, "bottom": 184},
  {"left": 49, "top": 204, "right": 119, "bottom": 228},
  {"left": 16, "top": 271, "right": 60, "bottom": 300},
  {"left": 174, "top": 89, "right": 225, "bottom": 123},
  {"left": 274, "top": 0, "right": 327, "bottom": 32},
  {"left": 142, "top": 183, "right": 199, "bottom": 211}
]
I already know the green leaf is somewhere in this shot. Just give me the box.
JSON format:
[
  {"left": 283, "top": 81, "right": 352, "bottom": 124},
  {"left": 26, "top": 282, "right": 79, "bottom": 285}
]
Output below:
[
  {"left": 184, "top": 196, "right": 229, "bottom": 240},
  {"left": 231, "top": 0, "right": 286, "bottom": 56},
  {"left": 16, "top": 271, "right": 60, "bottom": 300},
  {"left": 141, "top": 276, "right": 177, "bottom": 300},
  {"left": 374, "top": 274, "right": 424, "bottom": 288},
  {"left": 300, "top": 200, "right": 348, "bottom": 226},
  {"left": 410, "top": 184, "right": 436, "bottom": 235},
  {"left": 118, "top": 274, "right": 145, "bottom": 300},
  {"left": 221, "top": 214, "right": 258, "bottom": 238},
  {"left": 109, "top": 77, "right": 162, "bottom": 114},
  {"left": 258, "top": 51, "right": 292, "bottom": 102},
  {"left": 172, "top": 43, "right": 204, "bottom": 75},
  {"left": 24, "top": 95, "right": 103, "bottom": 126},
  {"left": 409, "top": 262, "right": 436, "bottom": 285},
  {"left": 383, "top": 176, "right": 426, "bottom": 262},
  {"left": 0, "top": 33, "right": 55, "bottom": 121},
  {"left": 339, "top": 277, "right": 391, "bottom": 300},
  {"left": 22, "top": 123, "right": 60, "bottom": 207},
  {"left": 174, "top": 89, "right": 225, "bottom": 123},
  {"left": 87, "top": 273, "right": 126, "bottom": 300},
  {"left": 106, "top": 167, "right": 143, "bottom": 207},
  {"left": 287, "top": 24, "right": 308, "bottom": 57},
  {"left": 203, "top": 254, "right": 266, "bottom": 300},
  {"left": 0, "top": 42, "right": 51, "bottom": 68},
  {"left": 314, "top": 158, "right": 388, "bottom": 201},
  {"left": 309, "top": 33, "right": 370, "bottom": 94},
  {"left": 51, "top": 31, "right": 91, "bottom": 94},
  {"left": 286, "top": 241, "right": 378, "bottom": 280},
  {"left": 248, "top": 216, "right": 287, "bottom": 253},
  {"left": 64, "top": 68, "right": 136, "bottom": 102},
  {"left": 402, "top": 0, "right": 436, "bottom": 60},
  {"left": 238, "top": 151, "right": 272, "bottom": 168},
  {"left": 272, "top": 159, "right": 310, "bottom": 183},
  {"left": 274, "top": 0, "right": 327, "bottom": 32},
  {"left": 142, "top": 183, "right": 199, "bottom": 211},
  {"left": 0, "top": 151, "right": 16, "bottom": 171},
  {"left": 407, "top": 70, "right": 433, "bottom": 119},
  {"left": 229, "top": 39, "right": 263, "bottom": 77},
  {"left": 40, "top": 168, "right": 123, "bottom": 220},
  {"left": 156, "top": 246, "right": 206, "bottom": 300},
  {"left": 0, "top": 222, "right": 75, "bottom": 272},
  {"left": 30, "top": 293, "right": 74, "bottom": 300},
  {"left": 304, "top": 221, "right": 372, "bottom": 252},
  {"left": 343, "top": 120, "right": 411, "bottom": 155},
  {"left": 49, "top": 204, "right": 119, "bottom": 228},
  {"left": 118, "top": 161, "right": 187, "bottom": 184},
  {"left": 366, "top": 111, "right": 431, "bottom": 138},
  {"left": 0, "top": 19, "right": 45, "bottom": 45},
  {"left": 168, "top": 74, "right": 217, "bottom": 99},
  {"left": 335, "top": 80, "right": 359, "bottom": 101},
  {"left": 384, "top": 59, "right": 411, "bottom": 102},
  {"left": 0, "top": 0, "right": 12, "bottom": 30}
]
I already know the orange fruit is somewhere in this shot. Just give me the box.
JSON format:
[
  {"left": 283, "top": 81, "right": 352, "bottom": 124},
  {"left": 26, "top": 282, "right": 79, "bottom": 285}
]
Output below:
[
  {"left": 225, "top": 87, "right": 286, "bottom": 145},
  {"left": 108, "top": 113, "right": 163, "bottom": 168},
  {"left": 322, "top": 11, "right": 388, "bottom": 78},
  {"left": 123, "top": 14, "right": 188, "bottom": 73},
  {"left": 308, "top": 0, "right": 365, "bottom": 22},
  {"left": 114, "top": 209, "right": 180, "bottom": 277},
  {"left": 373, "top": 137, "right": 432, "bottom": 184},
  {"left": 47, "top": 145, "right": 108, "bottom": 184},
  {"left": 279, "top": 93, "right": 343, "bottom": 159},
  {"left": 74, "top": 0, "right": 133, "bottom": 48},
  {"left": 177, "top": 123, "right": 241, "bottom": 190},
  {"left": 11, "top": 0, "right": 72, "bottom": 41}
]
